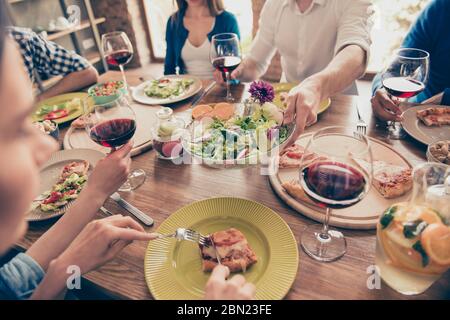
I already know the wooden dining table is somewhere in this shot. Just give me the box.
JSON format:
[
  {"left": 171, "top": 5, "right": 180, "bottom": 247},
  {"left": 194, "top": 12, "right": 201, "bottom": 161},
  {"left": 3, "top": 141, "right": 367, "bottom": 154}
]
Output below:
[{"left": 17, "top": 70, "right": 450, "bottom": 300}]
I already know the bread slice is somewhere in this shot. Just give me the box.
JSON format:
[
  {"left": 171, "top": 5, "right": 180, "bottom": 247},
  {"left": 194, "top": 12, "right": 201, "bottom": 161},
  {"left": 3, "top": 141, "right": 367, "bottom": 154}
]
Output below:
[
  {"left": 200, "top": 228, "right": 257, "bottom": 273},
  {"left": 353, "top": 159, "right": 412, "bottom": 199}
]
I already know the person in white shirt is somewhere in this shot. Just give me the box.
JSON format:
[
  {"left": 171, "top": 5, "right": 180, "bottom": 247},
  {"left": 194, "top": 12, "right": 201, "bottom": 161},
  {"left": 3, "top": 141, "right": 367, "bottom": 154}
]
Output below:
[{"left": 214, "top": 0, "right": 373, "bottom": 145}]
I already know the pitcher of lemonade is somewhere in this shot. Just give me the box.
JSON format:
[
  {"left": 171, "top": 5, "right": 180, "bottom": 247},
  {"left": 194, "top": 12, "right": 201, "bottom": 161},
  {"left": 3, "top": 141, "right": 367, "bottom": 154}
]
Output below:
[{"left": 376, "top": 163, "right": 450, "bottom": 295}]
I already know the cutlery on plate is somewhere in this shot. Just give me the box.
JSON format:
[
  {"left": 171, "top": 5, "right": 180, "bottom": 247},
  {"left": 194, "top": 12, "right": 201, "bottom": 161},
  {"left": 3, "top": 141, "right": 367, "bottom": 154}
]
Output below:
[
  {"left": 155, "top": 228, "right": 222, "bottom": 264},
  {"left": 110, "top": 192, "right": 154, "bottom": 226},
  {"left": 355, "top": 104, "right": 368, "bottom": 135},
  {"left": 190, "top": 81, "right": 216, "bottom": 109},
  {"left": 100, "top": 206, "right": 114, "bottom": 216}
]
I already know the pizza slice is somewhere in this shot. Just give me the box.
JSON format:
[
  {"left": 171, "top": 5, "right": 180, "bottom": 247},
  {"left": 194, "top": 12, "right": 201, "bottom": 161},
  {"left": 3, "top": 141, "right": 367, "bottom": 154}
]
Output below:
[
  {"left": 282, "top": 179, "right": 317, "bottom": 206},
  {"left": 200, "top": 228, "right": 258, "bottom": 273},
  {"left": 279, "top": 144, "right": 326, "bottom": 169},
  {"left": 59, "top": 160, "right": 90, "bottom": 182},
  {"left": 353, "top": 159, "right": 412, "bottom": 199},
  {"left": 38, "top": 161, "right": 90, "bottom": 212},
  {"left": 416, "top": 107, "right": 450, "bottom": 127}
]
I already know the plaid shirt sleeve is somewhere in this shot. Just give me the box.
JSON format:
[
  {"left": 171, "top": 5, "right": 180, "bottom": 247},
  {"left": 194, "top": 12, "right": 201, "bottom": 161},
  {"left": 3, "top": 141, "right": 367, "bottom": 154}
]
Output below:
[{"left": 8, "top": 27, "right": 90, "bottom": 82}]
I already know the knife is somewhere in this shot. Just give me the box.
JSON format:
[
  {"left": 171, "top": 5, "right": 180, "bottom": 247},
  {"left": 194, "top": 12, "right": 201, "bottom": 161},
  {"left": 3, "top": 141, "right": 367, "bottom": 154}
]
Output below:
[
  {"left": 190, "top": 81, "right": 216, "bottom": 108},
  {"left": 110, "top": 192, "right": 154, "bottom": 226}
]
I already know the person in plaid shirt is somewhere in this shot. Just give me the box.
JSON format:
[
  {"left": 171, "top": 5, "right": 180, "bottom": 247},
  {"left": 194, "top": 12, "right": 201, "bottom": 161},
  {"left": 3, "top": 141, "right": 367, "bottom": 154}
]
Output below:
[{"left": 8, "top": 26, "right": 98, "bottom": 101}]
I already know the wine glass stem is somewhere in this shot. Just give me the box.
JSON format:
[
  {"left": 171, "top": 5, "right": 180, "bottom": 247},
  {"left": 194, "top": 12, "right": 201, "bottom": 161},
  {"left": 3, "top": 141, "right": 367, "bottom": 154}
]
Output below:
[
  {"left": 320, "top": 207, "right": 331, "bottom": 239},
  {"left": 226, "top": 72, "right": 233, "bottom": 102},
  {"left": 119, "top": 64, "right": 131, "bottom": 99}
]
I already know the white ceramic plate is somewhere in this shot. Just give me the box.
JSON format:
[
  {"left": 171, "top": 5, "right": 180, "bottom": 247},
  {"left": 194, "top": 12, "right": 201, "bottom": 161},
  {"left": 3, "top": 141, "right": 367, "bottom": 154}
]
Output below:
[
  {"left": 402, "top": 105, "right": 450, "bottom": 145},
  {"left": 28, "top": 149, "right": 105, "bottom": 222},
  {"left": 132, "top": 75, "right": 202, "bottom": 105}
]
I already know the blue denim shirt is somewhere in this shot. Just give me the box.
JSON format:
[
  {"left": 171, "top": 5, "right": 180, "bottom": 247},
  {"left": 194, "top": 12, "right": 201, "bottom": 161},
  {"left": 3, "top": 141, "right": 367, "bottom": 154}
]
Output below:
[{"left": 0, "top": 253, "right": 45, "bottom": 299}]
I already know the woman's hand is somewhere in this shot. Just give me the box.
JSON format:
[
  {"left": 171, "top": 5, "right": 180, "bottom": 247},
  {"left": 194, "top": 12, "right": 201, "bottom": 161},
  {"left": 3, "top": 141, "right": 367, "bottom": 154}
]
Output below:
[
  {"left": 54, "top": 215, "right": 157, "bottom": 274},
  {"left": 204, "top": 265, "right": 256, "bottom": 300},
  {"left": 370, "top": 89, "right": 402, "bottom": 122},
  {"left": 31, "top": 215, "right": 157, "bottom": 299},
  {"left": 85, "top": 141, "right": 133, "bottom": 200},
  {"left": 283, "top": 81, "right": 322, "bottom": 147}
]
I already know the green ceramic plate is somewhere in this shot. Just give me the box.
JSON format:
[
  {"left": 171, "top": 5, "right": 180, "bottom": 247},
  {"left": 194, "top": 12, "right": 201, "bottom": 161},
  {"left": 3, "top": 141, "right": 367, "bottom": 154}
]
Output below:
[
  {"left": 144, "top": 197, "right": 299, "bottom": 300},
  {"left": 272, "top": 83, "right": 331, "bottom": 115},
  {"left": 32, "top": 92, "right": 89, "bottom": 124}
]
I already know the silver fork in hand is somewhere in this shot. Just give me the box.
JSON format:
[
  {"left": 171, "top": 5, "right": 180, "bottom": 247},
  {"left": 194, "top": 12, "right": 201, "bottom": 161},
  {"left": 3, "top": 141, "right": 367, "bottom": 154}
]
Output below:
[{"left": 157, "top": 228, "right": 222, "bottom": 265}]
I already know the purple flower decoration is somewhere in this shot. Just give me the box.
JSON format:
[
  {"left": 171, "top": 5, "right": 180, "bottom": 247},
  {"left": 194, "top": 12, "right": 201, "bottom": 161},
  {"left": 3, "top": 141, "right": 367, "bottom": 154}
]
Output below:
[{"left": 249, "top": 81, "right": 275, "bottom": 104}]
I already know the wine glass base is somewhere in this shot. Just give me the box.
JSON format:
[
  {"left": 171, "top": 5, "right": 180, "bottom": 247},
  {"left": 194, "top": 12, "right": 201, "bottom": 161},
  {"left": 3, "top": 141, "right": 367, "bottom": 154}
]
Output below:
[
  {"left": 118, "top": 169, "right": 147, "bottom": 192},
  {"left": 300, "top": 224, "right": 347, "bottom": 262},
  {"left": 388, "top": 122, "right": 406, "bottom": 140}
]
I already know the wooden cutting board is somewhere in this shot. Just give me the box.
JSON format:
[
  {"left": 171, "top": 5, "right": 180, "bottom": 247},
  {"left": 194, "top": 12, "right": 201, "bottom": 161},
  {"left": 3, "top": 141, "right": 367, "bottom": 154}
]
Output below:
[
  {"left": 269, "top": 135, "right": 414, "bottom": 230},
  {"left": 64, "top": 103, "right": 158, "bottom": 157}
]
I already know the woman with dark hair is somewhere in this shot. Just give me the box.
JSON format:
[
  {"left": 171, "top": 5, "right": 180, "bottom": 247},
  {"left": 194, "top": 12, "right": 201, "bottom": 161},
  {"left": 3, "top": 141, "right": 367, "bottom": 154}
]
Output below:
[
  {"left": 164, "top": 0, "right": 240, "bottom": 78},
  {"left": 0, "top": 0, "right": 254, "bottom": 300}
]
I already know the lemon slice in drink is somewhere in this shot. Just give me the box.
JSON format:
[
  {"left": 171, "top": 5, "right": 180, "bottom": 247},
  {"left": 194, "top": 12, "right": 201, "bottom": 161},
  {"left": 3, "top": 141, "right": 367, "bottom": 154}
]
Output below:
[{"left": 421, "top": 224, "right": 450, "bottom": 267}]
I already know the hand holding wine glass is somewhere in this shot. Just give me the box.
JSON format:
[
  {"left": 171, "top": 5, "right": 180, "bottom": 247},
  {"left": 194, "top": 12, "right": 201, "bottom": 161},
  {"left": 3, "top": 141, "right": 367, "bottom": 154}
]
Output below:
[
  {"left": 299, "top": 126, "right": 373, "bottom": 262},
  {"left": 381, "top": 48, "right": 429, "bottom": 139},
  {"left": 102, "top": 32, "right": 134, "bottom": 98},
  {"left": 83, "top": 94, "right": 146, "bottom": 192},
  {"left": 210, "top": 33, "right": 242, "bottom": 102}
]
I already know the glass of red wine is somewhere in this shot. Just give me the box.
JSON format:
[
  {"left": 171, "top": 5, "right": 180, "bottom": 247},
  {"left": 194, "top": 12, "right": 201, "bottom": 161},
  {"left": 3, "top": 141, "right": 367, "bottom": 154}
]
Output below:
[
  {"left": 381, "top": 48, "right": 429, "bottom": 140},
  {"left": 84, "top": 93, "right": 146, "bottom": 192},
  {"left": 299, "top": 126, "right": 373, "bottom": 262},
  {"left": 102, "top": 32, "right": 134, "bottom": 98},
  {"left": 210, "top": 33, "right": 242, "bottom": 102}
]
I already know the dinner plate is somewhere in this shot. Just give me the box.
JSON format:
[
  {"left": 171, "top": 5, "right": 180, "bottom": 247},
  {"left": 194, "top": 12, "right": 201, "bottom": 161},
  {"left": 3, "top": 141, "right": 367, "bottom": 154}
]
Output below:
[
  {"left": 63, "top": 103, "right": 157, "bottom": 157},
  {"left": 269, "top": 134, "right": 413, "bottom": 230},
  {"left": 272, "top": 83, "right": 332, "bottom": 115},
  {"left": 132, "top": 75, "right": 202, "bottom": 105},
  {"left": 27, "top": 149, "right": 105, "bottom": 222},
  {"left": 144, "top": 197, "right": 299, "bottom": 300},
  {"left": 402, "top": 105, "right": 450, "bottom": 145},
  {"left": 32, "top": 92, "right": 89, "bottom": 125}
]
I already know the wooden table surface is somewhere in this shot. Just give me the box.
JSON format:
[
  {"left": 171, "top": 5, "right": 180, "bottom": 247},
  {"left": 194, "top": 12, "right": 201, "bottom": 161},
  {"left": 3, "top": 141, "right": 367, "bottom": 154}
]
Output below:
[{"left": 18, "top": 70, "right": 450, "bottom": 300}]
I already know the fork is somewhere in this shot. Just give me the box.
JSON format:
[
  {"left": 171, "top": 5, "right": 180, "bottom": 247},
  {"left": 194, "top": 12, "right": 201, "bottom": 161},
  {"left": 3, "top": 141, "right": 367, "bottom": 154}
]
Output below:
[
  {"left": 157, "top": 228, "right": 222, "bottom": 264},
  {"left": 355, "top": 104, "right": 368, "bottom": 135}
]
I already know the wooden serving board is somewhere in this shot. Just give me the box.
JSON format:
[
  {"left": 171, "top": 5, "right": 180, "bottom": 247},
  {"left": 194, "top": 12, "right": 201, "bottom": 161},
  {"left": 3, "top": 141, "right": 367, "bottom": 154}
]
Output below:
[
  {"left": 269, "top": 135, "right": 414, "bottom": 230},
  {"left": 64, "top": 103, "right": 158, "bottom": 157}
]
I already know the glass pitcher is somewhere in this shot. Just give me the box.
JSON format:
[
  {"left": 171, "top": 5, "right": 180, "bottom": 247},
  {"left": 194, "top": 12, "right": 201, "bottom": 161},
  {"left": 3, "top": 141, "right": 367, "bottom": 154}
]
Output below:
[
  {"left": 375, "top": 162, "right": 450, "bottom": 295},
  {"left": 152, "top": 107, "right": 184, "bottom": 160}
]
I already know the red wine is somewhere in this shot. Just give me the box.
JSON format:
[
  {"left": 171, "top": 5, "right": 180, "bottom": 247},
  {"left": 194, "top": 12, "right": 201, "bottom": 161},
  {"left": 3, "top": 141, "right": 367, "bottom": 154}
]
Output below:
[
  {"left": 106, "top": 50, "right": 133, "bottom": 66},
  {"left": 301, "top": 161, "right": 367, "bottom": 209},
  {"left": 382, "top": 77, "right": 425, "bottom": 99},
  {"left": 212, "top": 56, "right": 241, "bottom": 79},
  {"left": 90, "top": 118, "right": 136, "bottom": 148}
]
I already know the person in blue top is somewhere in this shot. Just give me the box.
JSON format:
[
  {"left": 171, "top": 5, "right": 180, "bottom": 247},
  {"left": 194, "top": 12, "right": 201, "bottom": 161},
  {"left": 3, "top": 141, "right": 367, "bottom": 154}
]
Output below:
[
  {"left": 164, "top": 0, "right": 240, "bottom": 79},
  {"left": 371, "top": 0, "right": 450, "bottom": 122}
]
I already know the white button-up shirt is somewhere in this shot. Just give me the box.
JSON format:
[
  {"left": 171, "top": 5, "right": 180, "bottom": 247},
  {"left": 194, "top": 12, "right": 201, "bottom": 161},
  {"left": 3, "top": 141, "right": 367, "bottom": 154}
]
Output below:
[{"left": 248, "top": 0, "right": 373, "bottom": 94}]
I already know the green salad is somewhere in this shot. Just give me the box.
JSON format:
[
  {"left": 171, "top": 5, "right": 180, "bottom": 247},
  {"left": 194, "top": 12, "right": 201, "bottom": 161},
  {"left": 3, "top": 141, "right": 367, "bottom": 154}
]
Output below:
[
  {"left": 187, "top": 103, "right": 291, "bottom": 163},
  {"left": 144, "top": 78, "right": 194, "bottom": 99}
]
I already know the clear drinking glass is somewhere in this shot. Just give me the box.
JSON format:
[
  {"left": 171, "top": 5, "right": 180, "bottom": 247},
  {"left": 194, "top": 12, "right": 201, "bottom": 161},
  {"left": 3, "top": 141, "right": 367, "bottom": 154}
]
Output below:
[
  {"left": 210, "top": 33, "right": 242, "bottom": 102},
  {"left": 299, "top": 126, "right": 373, "bottom": 262},
  {"left": 83, "top": 94, "right": 146, "bottom": 191},
  {"left": 102, "top": 31, "right": 134, "bottom": 98},
  {"left": 376, "top": 163, "right": 450, "bottom": 295},
  {"left": 381, "top": 48, "right": 429, "bottom": 140}
]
